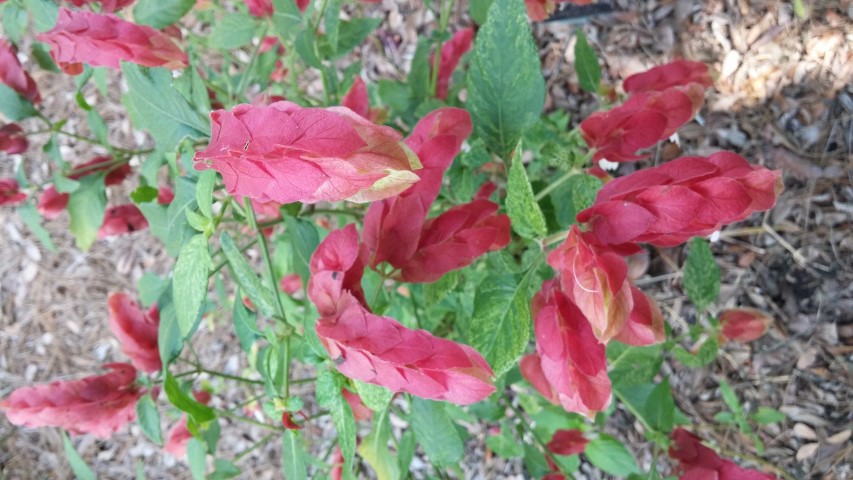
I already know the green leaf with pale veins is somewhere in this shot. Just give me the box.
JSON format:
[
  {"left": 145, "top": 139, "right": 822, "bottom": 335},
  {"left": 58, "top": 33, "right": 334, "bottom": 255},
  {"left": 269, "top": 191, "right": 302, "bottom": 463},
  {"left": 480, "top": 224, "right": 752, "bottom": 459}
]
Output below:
[
  {"left": 506, "top": 142, "right": 548, "bottom": 239},
  {"left": 133, "top": 0, "right": 195, "bottom": 29},
  {"left": 18, "top": 202, "right": 57, "bottom": 252},
  {"left": 585, "top": 434, "right": 641, "bottom": 477},
  {"left": 467, "top": 0, "right": 545, "bottom": 158},
  {"left": 136, "top": 394, "right": 163, "bottom": 445},
  {"left": 683, "top": 237, "right": 720, "bottom": 311},
  {"left": 358, "top": 408, "right": 400, "bottom": 480},
  {"left": 208, "top": 13, "right": 258, "bottom": 50},
  {"left": 316, "top": 369, "right": 357, "bottom": 472},
  {"left": 0, "top": 84, "right": 37, "bottom": 121},
  {"left": 466, "top": 269, "right": 533, "bottom": 377},
  {"left": 220, "top": 232, "right": 278, "bottom": 319},
  {"left": 122, "top": 64, "right": 209, "bottom": 152},
  {"left": 410, "top": 398, "right": 464, "bottom": 467},
  {"left": 173, "top": 234, "right": 211, "bottom": 338},
  {"left": 282, "top": 430, "right": 307, "bottom": 480},
  {"left": 574, "top": 28, "right": 601, "bottom": 93},
  {"left": 67, "top": 173, "right": 107, "bottom": 251},
  {"left": 354, "top": 380, "right": 393, "bottom": 412}
]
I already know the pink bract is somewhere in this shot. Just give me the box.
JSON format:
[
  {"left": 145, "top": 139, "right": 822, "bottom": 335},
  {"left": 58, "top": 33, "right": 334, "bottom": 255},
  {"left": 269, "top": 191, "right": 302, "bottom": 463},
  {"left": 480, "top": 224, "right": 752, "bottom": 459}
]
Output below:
[
  {"left": 0, "top": 40, "right": 41, "bottom": 103},
  {"left": 670, "top": 428, "right": 777, "bottom": 480},
  {"left": 0, "top": 363, "right": 142, "bottom": 438},
  {"left": 107, "top": 293, "right": 161, "bottom": 373},
  {"left": 577, "top": 152, "right": 784, "bottom": 247},
  {"left": 0, "top": 178, "right": 26, "bottom": 206},
  {"left": 623, "top": 60, "right": 714, "bottom": 94},
  {"left": 547, "top": 429, "right": 589, "bottom": 456},
  {"left": 0, "top": 123, "right": 29, "bottom": 154},
  {"left": 718, "top": 308, "right": 773, "bottom": 343},
  {"left": 432, "top": 27, "right": 475, "bottom": 100},
  {"left": 193, "top": 101, "right": 422, "bottom": 205},
  {"left": 37, "top": 8, "right": 188, "bottom": 75},
  {"left": 98, "top": 204, "right": 148, "bottom": 239}
]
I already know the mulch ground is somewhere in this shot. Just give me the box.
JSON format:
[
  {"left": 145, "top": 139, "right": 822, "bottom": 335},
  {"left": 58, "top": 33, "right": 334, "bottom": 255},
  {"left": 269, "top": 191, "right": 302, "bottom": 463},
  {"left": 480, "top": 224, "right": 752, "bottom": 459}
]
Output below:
[{"left": 1, "top": 1, "right": 851, "bottom": 479}]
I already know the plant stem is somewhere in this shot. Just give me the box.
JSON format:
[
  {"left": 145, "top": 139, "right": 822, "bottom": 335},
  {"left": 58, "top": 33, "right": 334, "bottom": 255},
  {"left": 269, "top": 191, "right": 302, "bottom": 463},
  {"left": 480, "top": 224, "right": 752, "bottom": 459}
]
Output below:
[
  {"left": 213, "top": 406, "right": 285, "bottom": 432},
  {"left": 235, "top": 25, "right": 270, "bottom": 101},
  {"left": 244, "top": 198, "right": 293, "bottom": 400},
  {"left": 534, "top": 168, "right": 581, "bottom": 201},
  {"left": 210, "top": 238, "right": 259, "bottom": 276},
  {"left": 541, "top": 229, "right": 570, "bottom": 248},
  {"left": 506, "top": 401, "right": 575, "bottom": 480},
  {"left": 234, "top": 433, "right": 275, "bottom": 462}
]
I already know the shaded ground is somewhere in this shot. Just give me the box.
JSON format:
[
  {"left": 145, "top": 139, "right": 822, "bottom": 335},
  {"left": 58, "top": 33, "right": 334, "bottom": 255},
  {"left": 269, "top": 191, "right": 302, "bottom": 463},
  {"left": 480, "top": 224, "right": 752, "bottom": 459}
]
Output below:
[{"left": 1, "top": 0, "right": 852, "bottom": 479}]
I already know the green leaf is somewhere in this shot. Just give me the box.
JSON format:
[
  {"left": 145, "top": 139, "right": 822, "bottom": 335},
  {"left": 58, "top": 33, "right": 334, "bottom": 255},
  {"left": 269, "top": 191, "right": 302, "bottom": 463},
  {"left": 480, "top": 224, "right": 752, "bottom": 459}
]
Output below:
[
  {"left": 281, "top": 430, "right": 307, "bottom": 480},
  {"left": 424, "top": 270, "right": 459, "bottom": 306},
  {"left": 467, "top": 270, "right": 532, "bottom": 377},
  {"left": 752, "top": 407, "right": 786, "bottom": 426},
  {"left": 332, "top": 18, "right": 382, "bottom": 59},
  {"left": 18, "top": 202, "right": 57, "bottom": 252},
  {"left": 133, "top": 0, "right": 195, "bottom": 29},
  {"left": 714, "top": 411, "right": 736, "bottom": 424},
  {"left": 187, "top": 438, "right": 207, "bottom": 480},
  {"left": 573, "top": 29, "right": 601, "bottom": 93},
  {"left": 271, "top": 0, "right": 304, "bottom": 41},
  {"left": 408, "top": 40, "right": 432, "bottom": 101},
  {"left": 22, "top": 0, "right": 57, "bottom": 31},
  {"left": 507, "top": 142, "right": 548, "bottom": 238},
  {"left": 469, "top": 0, "right": 494, "bottom": 25},
  {"left": 86, "top": 109, "right": 109, "bottom": 145},
  {"left": 67, "top": 173, "right": 107, "bottom": 251},
  {"left": 209, "top": 13, "right": 258, "bottom": 50},
  {"left": 323, "top": 0, "right": 344, "bottom": 53},
  {"left": 138, "top": 272, "right": 166, "bottom": 307},
  {"left": 157, "top": 288, "right": 183, "bottom": 367},
  {"left": 131, "top": 185, "right": 160, "bottom": 204},
  {"left": 645, "top": 378, "right": 675, "bottom": 433},
  {"left": 136, "top": 394, "right": 163, "bottom": 445},
  {"left": 173, "top": 234, "right": 211, "bottom": 337},
  {"left": 358, "top": 408, "right": 400, "bottom": 480},
  {"left": 164, "top": 371, "right": 216, "bottom": 424},
  {"left": 53, "top": 173, "right": 80, "bottom": 194},
  {"left": 486, "top": 426, "right": 523, "bottom": 458},
  {"left": 585, "top": 434, "right": 641, "bottom": 477},
  {"left": 316, "top": 369, "right": 357, "bottom": 471},
  {"left": 353, "top": 380, "right": 393, "bottom": 412},
  {"left": 1, "top": 3, "right": 28, "bottom": 44},
  {"left": 220, "top": 232, "right": 278, "bottom": 319},
  {"left": 683, "top": 237, "right": 720, "bottom": 311},
  {"left": 672, "top": 337, "right": 718, "bottom": 367},
  {"left": 397, "top": 430, "right": 416, "bottom": 477},
  {"left": 0, "top": 84, "right": 37, "bottom": 121},
  {"left": 522, "top": 442, "right": 550, "bottom": 479},
  {"left": 467, "top": 0, "right": 544, "bottom": 158},
  {"left": 282, "top": 216, "right": 320, "bottom": 284},
  {"left": 210, "top": 459, "right": 240, "bottom": 480},
  {"left": 232, "top": 289, "right": 260, "bottom": 353},
  {"left": 551, "top": 174, "right": 602, "bottom": 228},
  {"left": 62, "top": 432, "right": 95, "bottom": 480},
  {"left": 607, "top": 343, "right": 663, "bottom": 387},
  {"left": 122, "top": 64, "right": 209, "bottom": 152},
  {"left": 410, "top": 398, "right": 464, "bottom": 467},
  {"left": 32, "top": 42, "right": 59, "bottom": 72},
  {"left": 294, "top": 28, "right": 322, "bottom": 68},
  {"left": 164, "top": 176, "right": 200, "bottom": 256},
  {"left": 195, "top": 170, "right": 217, "bottom": 220}
]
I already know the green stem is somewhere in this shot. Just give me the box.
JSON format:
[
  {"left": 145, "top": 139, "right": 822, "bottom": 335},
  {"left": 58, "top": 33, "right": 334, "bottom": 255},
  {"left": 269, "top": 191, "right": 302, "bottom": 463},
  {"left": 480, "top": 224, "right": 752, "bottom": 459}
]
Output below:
[
  {"left": 180, "top": 361, "right": 266, "bottom": 385},
  {"left": 210, "top": 238, "right": 259, "bottom": 276},
  {"left": 235, "top": 24, "right": 270, "bottom": 101},
  {"left": 541, "top": 229, "right": 570, "bottom": 248},
  {"left": 234, "top": 433, "right": 275, "bottom": 462},
  {"left": 213, "top": 406, "right": 286, "bottom": 432},
  {"left": 429, "top": 0, "right": 454, "bottom": 97},
  {"left": 534, "top": 168, "right": 581, "bottom": 201},
  {"left": 507, "top": 402, "right": 575, "bottom": 480}
]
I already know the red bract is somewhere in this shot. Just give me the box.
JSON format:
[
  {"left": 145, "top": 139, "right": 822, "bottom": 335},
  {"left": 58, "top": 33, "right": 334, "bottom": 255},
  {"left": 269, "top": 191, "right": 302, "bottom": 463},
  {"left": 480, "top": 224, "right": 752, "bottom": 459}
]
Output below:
[
  {"left": 193, "top": 101, "right": 421, "bottom": 204},
  {"left": 0, "top": 123, "right": 29, "bottom": 154},
  {"left": 0, "top": 363, "right": 141, "bottom": 438},
  {"left": 527, "top": 280, "right": 611, "bottom": 417},
  {"left": 36, "top": 187, "right": 68, "bottom": 220},
  {"left": 432, "top": 27, "right": 474, "bottom": 100},
  {"left": 0, "top": 39, "right": 41, "bottom": 103},
  {"left": 579, "top": 84, "right": 704, "bottom": 162},
  {"left": 0, "top": 178, "right": 26, "bottom": 206},
  {"left": 281, "top": 411, "right": 303, "bottom": 430},
  {"left": 37, "top": 157, "right": 130, "bottom": 219},
  {"left": 98, "top": 204, "right": 148, "bottom": 239},
  {"left": 67, "top": 0, "right": 136, "bottom": 13},
  {"left": 107, "top": 293, "right": 161, "bottom": 373},
  {"left": 341, "top": 77, "right": 386, "bottom": 124},
  {"left": 164, "top": 391, "right": 212, "bottom": 457},
  {"left": 397, "top": 200, "right": 511, "bottom": 283},
  {"left": 614, "top": 285, "right": 665, "bottom": 346},
  {"left": 718, "top": 308, "right": 773, "bottom": 343},
  {"left": 342, "top": 388, "right": 372, "bottom": 422},
  {"left": 157, "top": 186, "right": 175, "bottom": 205},
  {"left": 244, "top": 0, "right": 273, "bottom": 17},
  {"left": 669, "top": 428, "right": 776, "bottom": 480},
  {"left": 577, "top": 152, "right": 784, "bottom": 247},
  {"left": 547, "top": 226, "right": 633, "bottom": 343},
  {"left": 547, "top": 429, "right": 589, "bottom": 456},
  {"left": 308, "top": 225, "right": 496, "bottom": 405},
  {"left": 37, "top": 8, "right": 188, "bottom": 75},
  {"left": 363, "top": 108, "right": 473, "bottom": 269},
  {"left": 279, "top": 273, "right": 303, "bottom": 296},
  {"left": 623, "top": 60, "right": 713, "bottom": 94}
]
